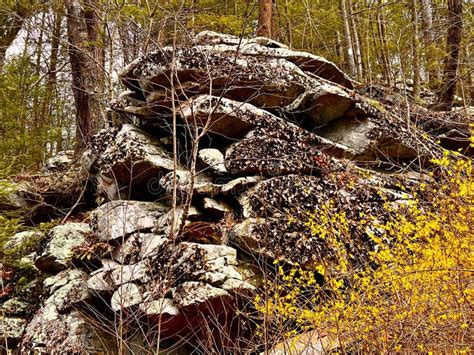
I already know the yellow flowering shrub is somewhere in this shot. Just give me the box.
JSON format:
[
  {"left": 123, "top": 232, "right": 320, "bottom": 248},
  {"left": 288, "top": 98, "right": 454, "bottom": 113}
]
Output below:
[{"left": 255, "top": 154, "right": 473, "bottom": 352}]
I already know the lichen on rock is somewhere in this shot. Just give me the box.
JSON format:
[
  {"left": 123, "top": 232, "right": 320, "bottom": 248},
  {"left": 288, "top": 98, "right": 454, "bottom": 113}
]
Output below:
[{"left": 1, "top": 30, "right": 464, "bottom": 354}]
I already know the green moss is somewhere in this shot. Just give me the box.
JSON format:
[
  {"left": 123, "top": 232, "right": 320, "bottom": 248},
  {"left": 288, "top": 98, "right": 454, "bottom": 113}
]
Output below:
[
  {"left": 0, "top": 196, "right": 57, "bottom": 293},
  {"left": 0, "top": 215, "right": 25, "bottom": 253},
  {"left": 366, "top": 98, "right": 386, "bottom": 112}
]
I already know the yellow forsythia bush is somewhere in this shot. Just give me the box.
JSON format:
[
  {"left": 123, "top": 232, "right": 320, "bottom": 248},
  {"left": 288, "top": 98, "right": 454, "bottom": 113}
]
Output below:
[{"left": 255, "top": 153, "right": 473, "bottom": 353}]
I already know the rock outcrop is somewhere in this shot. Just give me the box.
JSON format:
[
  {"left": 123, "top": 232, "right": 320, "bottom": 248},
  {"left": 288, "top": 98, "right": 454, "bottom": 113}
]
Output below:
[
  {"left": 1, "top": 31, "right": 469, "bottom": 354},
  {"left": 35, "top": 223, "right": 92, "bottom": 274}
]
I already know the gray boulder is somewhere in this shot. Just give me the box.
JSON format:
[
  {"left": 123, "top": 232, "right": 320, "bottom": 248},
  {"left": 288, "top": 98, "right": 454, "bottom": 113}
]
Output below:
[
  {"left": 169, "top": 243, "right": 255, "bottom": 295},
  {"left": 224, "top": 126, "right": 347, "bottom": 176},
  {"left": 43, "top": 270, "right": 91, "bottom": 312},
  {"left": 172, "top": 281, "right": 230, "bottom": 310},
  {"left": 118, "top": 45, "right": 353, "bottom": 123},
  {"left": 320, "top": 116, "right": 418, "bottom": 161},
  {"left": 90, "top": 124, "right": 176, "bottom": 198},
  {"left": 111, "top": 283, "right": 143, "bottom": 311},
  {"left": 35, "top": 223, "right": 91, "bottom": 274},
  {"left": 0, "top": 180, "right": 41, "bottom": 212},
  {"left": 0, "top": 317, "right": 26, "bottom": 345},
  {"left": 111, "top": 260, "right": 151, "bottom": 286},
  {"left": 45, "top": 150, "right": 74, "bottom": 171},
  {"left": 198, "top": 148, "right": 227, "bottom": 174},
  {"left": 20, "top": 270, "right": 111, "bottom": 353},
  {"left": 180, "top": 95, "right": 352, "bottom": 149},
  {"left": 91, "top": 200, "right": 167, "bottom": 241},
  {"left": 232, "top": 173, "right": 412, "bottom": 267},
  {"left": 139, "top": 298, "right": 180, "bottom": 317},
  {"left": 193, "top": 31, "right": 353, "bottom": 89},
  {"left": 22, "top": 306, "right": 116, "bottom": 353},
  {"left": 1, "top": 298, "right": 31, "bottom": 316}
]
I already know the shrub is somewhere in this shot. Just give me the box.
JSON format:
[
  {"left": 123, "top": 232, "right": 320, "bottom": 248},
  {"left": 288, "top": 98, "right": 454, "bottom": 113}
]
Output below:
[{"left": 255, "top": 153, "right": 473, "bottom": 353}]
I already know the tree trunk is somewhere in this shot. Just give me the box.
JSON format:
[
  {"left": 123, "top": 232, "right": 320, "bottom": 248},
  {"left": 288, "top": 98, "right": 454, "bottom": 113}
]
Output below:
[
  {"left": 369, "top": 9, "right": 383, "bottom": 83},
  {"left": 420, "top": 0, "right": 434, "bottom": 85},
  {"left": 376, "top": 0, "right": 393, "bottom": 86},
  {"left": 411, "top": 0, "right": 420, "bottom": 100},
  {"left": 65, "top": 0, "right": 105, "bottom": 150},
  {"left": 271, "top": 0, "right": 278, "bottom": 41},
  {"left": 466, "top": 45, "right": 474, "bottom": 104},
  {"left": 348, "top": 0, "right": 363, "bottom": 80},
  {"left": 0, "top": 5, "right": 29, "bottom": 71},
  {"left": 31, "top": 12, "right": 46, "bottom": 137},
  {"left": 339, "top": 0, "right": 356, "bottom": 77},
  {"left": 257, "top": 0, "right": 273, "bottom": 38},
  {"left": 283, "top": 0, "right": 292, "bottom": 47},
  {"left": 336, "top": 31, "right": 342, "bottom": 59},
  {"left": 43, "top": 11, "right": 63, "bottom": 153},
  {"left": 434, "top": 0, "right": 463, "bottom": 111},
  {"left": 420, "top": 0, "right": 433, "bottom": 42}
]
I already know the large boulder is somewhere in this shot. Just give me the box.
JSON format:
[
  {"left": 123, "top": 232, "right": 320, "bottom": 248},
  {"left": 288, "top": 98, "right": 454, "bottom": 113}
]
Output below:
[
  {"left": 107, "top": 241, "right": 255, "bottom": 313},
  {"left": 0, "top": 317, "right": 27, "bottom": 347},
  {"left": 91, "top": 200, "right": 168, "bottom": 242},
  {"left": 178, "top": 95, "right": 352, "bottom": 176},
  {"left": 90, "top": 124, "right": 176, "bottom": 199},
  {"left": 117, "top": 45, "right": 354, "bottom": 123},
  {"left": 225, "top": 130, "right": 338, "bottom": 176},
  {"left": 193, "top": 30, "right": 354, "bottom": 89},
  {"left": 139, "top": 297, "right": 180, "bottom": 317},
  {"left": 44, "top": 150, "right": 74, "bottom": 171},
  {"left": 35, "top": 223, "right": 91, "bottom": 274},
  {"left": 42, "top": 270, "right": 91, "bottom": 312},
  {"left": 232, "top": 173, "right": 412, "bottom": 267},
  {"left": 22, "top": 307, "right": 116, "bottom": 353},
  {"left": 179, "top": 95, "right": 262, "bottom": 138},
  {"left": 0, "top": 180, "right": 41, "bottom": 212},
  {"left": 172, "top": 281, "right": 231, "bottom": 310},
  {"left": 179, "top": 95, "right": 352, "bottom": 154},
  {"left": 338, "top": 96, "right": 444, "bottom": 163},
  {"left": 110, "top": 260, "right": 151, "bottom": 286},
  {"left": 20, "top": 270, "right": 111, "bottom": 353},
  {"left": 319, "top": 116, "right": 418, "bottom": 161}
]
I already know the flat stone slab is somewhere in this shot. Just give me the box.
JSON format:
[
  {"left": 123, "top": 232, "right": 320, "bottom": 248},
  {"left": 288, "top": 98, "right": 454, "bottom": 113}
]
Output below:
[{"left": 91, "top": 200, "right": 167, "bottom": 241}]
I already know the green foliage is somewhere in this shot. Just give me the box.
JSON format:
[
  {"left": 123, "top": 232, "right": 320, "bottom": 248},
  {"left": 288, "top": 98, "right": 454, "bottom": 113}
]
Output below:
[
  {"left": 194, "top": 13, "right": 247, "bottom": 35},
  {"left": 0, "top": 56, "right": 57, "bottom": 174},
  {"left": 0, "top": 215, "right": 24, "bottom": 254},
  {"left": 0, "top": 179, "right": 56, "bottom": 284},
  {"left": 0, "top": 211, "right": 53, "bottom": 289}
]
